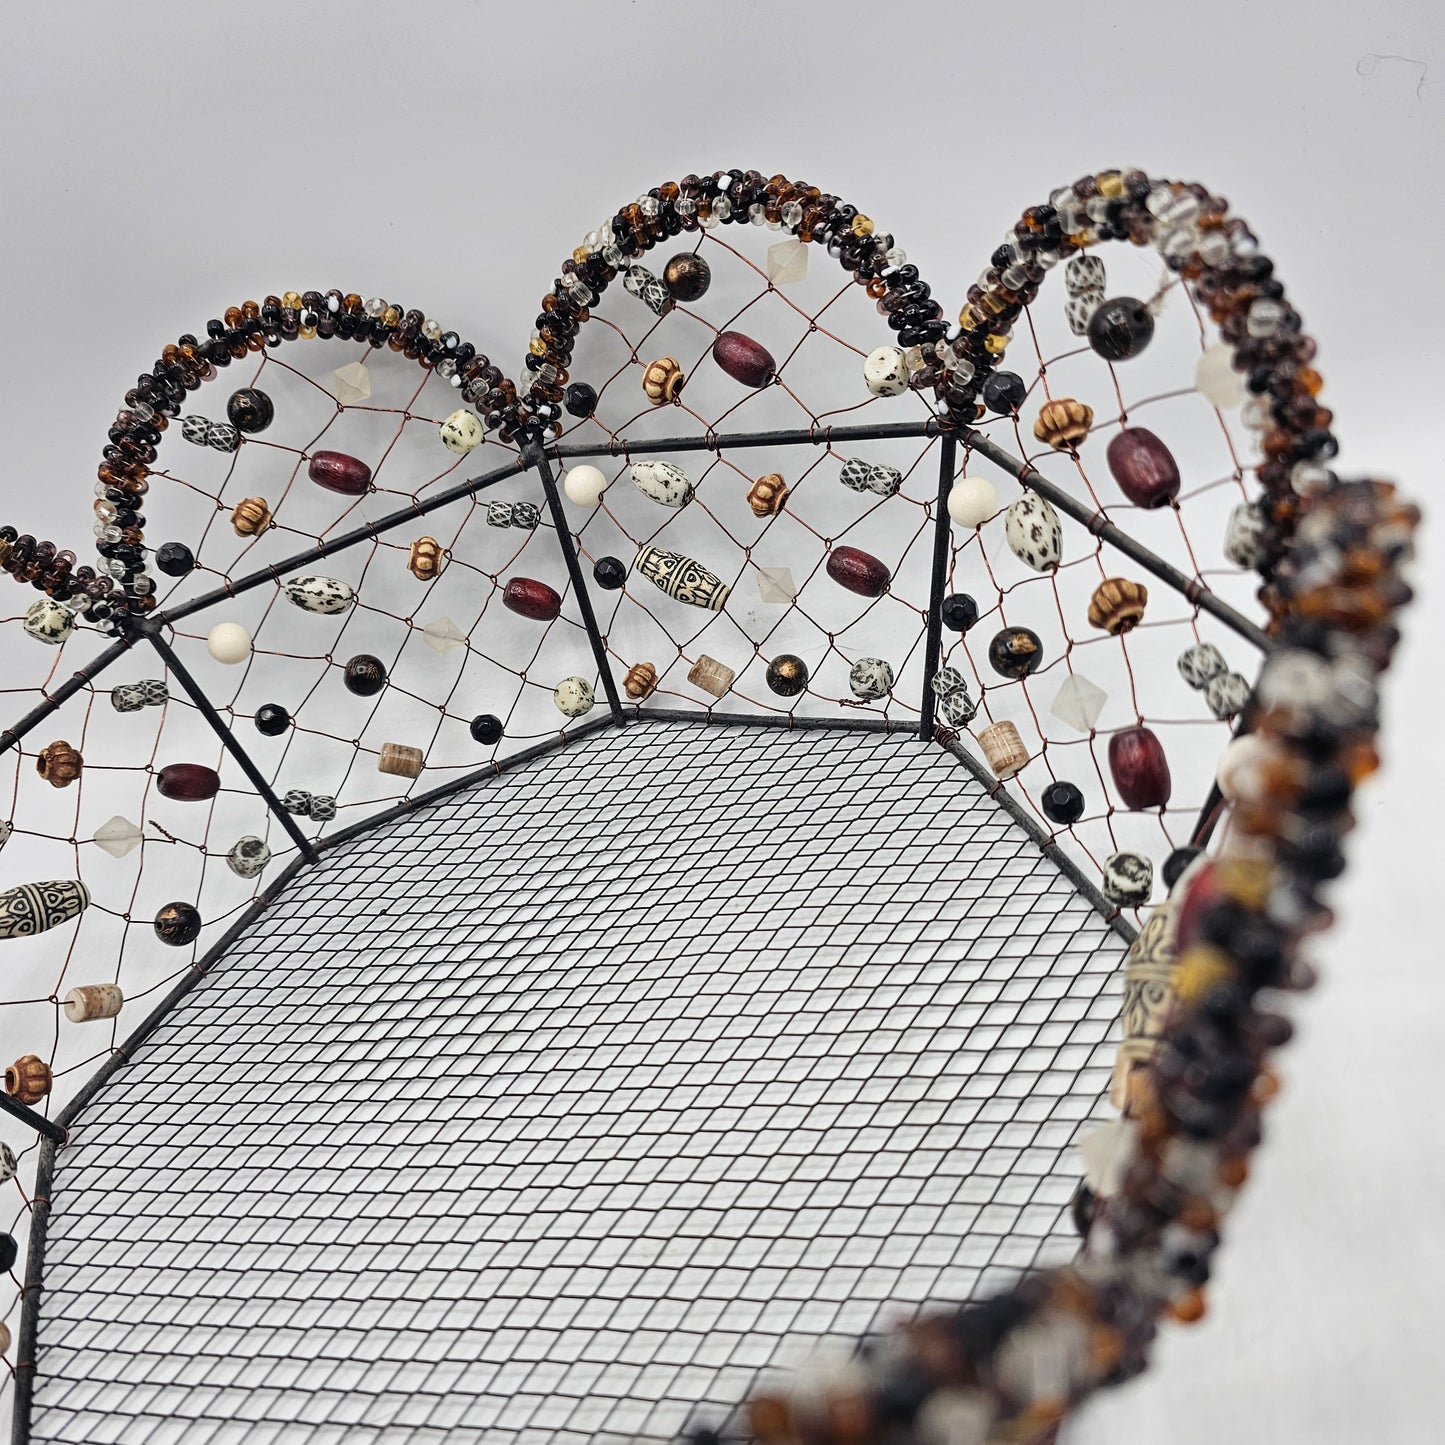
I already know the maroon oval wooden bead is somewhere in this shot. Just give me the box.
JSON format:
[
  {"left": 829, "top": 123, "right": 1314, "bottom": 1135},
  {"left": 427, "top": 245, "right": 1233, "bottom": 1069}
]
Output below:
[
  {"left": 155, "top": 763, "right": 221, "bottom": 802},
  {"left": 308, "top": 450, "right": 373, "bottom": 495},
  {"left": 825, "top": 546, "right": 891, "bottom": 598},
  {"left": 1105, "top": 428, "right": 1180, "bottom": 509},
  {"left": 1108, "top": 726, "right": 1173, "bottom": 810},
  {"left": 502, "top": 577, "right": 562, "bottom": 622},
  {"left": 712, "top": 331, "right": 776, "bottom": 389}
]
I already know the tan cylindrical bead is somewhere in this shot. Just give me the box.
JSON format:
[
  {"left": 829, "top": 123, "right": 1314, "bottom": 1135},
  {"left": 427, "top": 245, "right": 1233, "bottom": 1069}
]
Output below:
[
  {"left": 63, "top": 983, "right": 124, "bottom": 1023},
  {"left": 378, "top": 743, "right": 425, "bottom": 779},
  {"left": 5, "top": 1054, "right": 52, "bottom": 1105},
  {"left": 1110, "top": 900, "right": 1179, "bottom": 1114},
  {"left": 688, "top": 655, "right": 735, "bottom": 699},
  {"left": 978, "top": 720, "right": 1030, "bottom": 780}
]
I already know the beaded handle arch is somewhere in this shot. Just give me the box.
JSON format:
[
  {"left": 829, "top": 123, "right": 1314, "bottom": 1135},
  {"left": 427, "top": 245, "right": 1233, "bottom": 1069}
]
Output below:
[{"left": 0, "top": 169, "right": 1417, "bottom": 1444}]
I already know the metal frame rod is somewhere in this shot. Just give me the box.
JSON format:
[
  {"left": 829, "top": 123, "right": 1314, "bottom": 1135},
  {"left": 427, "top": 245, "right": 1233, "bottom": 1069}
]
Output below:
[
  {"left": 144, "top": 629, "right": 320, "bottom": 864},
  {"left": 547, "top": 417, "right": 946, "bottom": 460},
  {"left": 963, "top": 428, "right": 1272, "bottom": 652},
  {"left": 637, "top": 707, "right": 898, "bottom": 733},
  {"left": 918, "top": 432, "right": 958, "bottom": 740},
  {"left": 11, "top": 1133, "right": 57, "bottom": 1445},
  {"left": 523, "top": 441, "right": 625, "bottom": 724},
  {"left": 0, "top": 634, "right": 136, "bottom": 758},
  {"left": 0, "top": 1094, "right": 64, "bottom": 1145},
  {"left": 157, "top": 453, "right": 531, "bottom": 625}
]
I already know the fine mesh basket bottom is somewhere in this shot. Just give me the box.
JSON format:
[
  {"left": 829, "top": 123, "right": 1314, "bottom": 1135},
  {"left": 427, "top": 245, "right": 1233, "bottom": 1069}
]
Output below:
[{"left": 32, "top": 721, "right": 1125, "bottom": 1445}]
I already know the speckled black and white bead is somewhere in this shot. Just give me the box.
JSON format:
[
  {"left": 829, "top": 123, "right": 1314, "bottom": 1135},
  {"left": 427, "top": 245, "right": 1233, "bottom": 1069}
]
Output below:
[
  {"left": 848, "top": 657, "right": 894, "bottom": 701},
  {"left": 1005, "top": 493, "right": 1063, "bottom": 572},
  {"left": 863, "top": 345, "right": 910, "bottom": 398}
]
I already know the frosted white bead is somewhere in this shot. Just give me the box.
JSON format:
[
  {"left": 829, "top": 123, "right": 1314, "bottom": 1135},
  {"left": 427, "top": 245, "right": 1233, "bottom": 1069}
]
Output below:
[
  {"left": 863, "top": 345, "right": 909, "bottom": 397},
  {"left": 756, "top": 567, "right": 797, "bottom": 605},
  {"left": 206, "top": 622, "right": 253, "bottom": 665},
  {"left": 439, "top": 409, "right": 484, "bottom": 456},
  {"left": 947, "top": 475, "right": 999, "bottom": 528},
  {"left": 1194, "top": 344, "right": 1245, "bottom": 410},
  {"left": 563, "top": 464, "right": 608, "bottom": 507},
  {"left": 93, "top": 815, "right": 143, "bottom": 859},
  {"left": 766, "top": 238, "right": 807, "bottom": 284},
  {"left": 1050, "top": 674, "right": 1107, "bottom": 733},
  {"left": 422, "top": 617, "right": 467, "bottom": 655},
  {"left": 331, "top": 361, "right": 372, "bottom": 405}
]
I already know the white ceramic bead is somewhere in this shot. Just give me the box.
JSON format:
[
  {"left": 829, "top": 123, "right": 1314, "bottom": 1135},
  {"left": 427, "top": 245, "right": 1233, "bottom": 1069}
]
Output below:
[
  {"left": 848, "top": 657, "right": 894, "bottom": 700},
  {"left": 553, "top": 677, "right": 595, "bottom": 718},
  {"left": 283, "top": 575, "right": 355, "bottom": 616},
  {"left": 863, "top": 345, "right": 910, "bottom": 397},
  {"left": 630, "top": 459, "right": 694, "bottom": 509},
  {"left": 563, "top": 464, "right": 608, "bottom": 507},
  {"left": 439, "top": 408, "right": 484, "bottom": 455},
  {"left": 206, "top": 622, "right": 253, "bottom": 665},
  {"left": 1102, "top": 852, "right": 1153, "bottom": 906},
  {"left": 947, "top": 475, "right": 999, "bottom": 528},
  {"left": 23, "top": 597, "right": 75, "bottom": 646},
  {"left": 1005, "top": 493, "right": 1063, "bottom": 571},
  {"left": 1224, "top": 502, "right": 1268, "bottom": 568},
  {"left": 1177, "top": 642, "right": 1227, "bottom": 689},
  {"left": 227, "top": 836, "right": 272, "bottom": 879}
]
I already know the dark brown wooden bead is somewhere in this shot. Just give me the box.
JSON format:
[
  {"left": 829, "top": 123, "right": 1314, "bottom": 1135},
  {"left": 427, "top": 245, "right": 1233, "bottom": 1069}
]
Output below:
[
  {"left": 825, "top": 546, "right": 890, "bottom": 598},
  {"left": 156, "top": 763, "right": 221, "bottom": 802},
  {"left": 712, "top": 331, "right": 776, "bottom": 389},
  {"left": 308, "top": 451, "right": 373, "bottom": 495},
  {"left": 1106, "top": 428, "right": 1181, "bottom": 509},
  {"left": 1108, "top": 727, "right": 1172, "bottom": 810},
  {"left": 502, "top": 577, "right": 562, "bottom": 621}
]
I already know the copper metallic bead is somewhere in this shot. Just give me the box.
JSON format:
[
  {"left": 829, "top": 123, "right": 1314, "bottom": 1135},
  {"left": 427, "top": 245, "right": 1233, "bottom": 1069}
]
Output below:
[
  {"left": 641, "top": 357, "right": 686, "bottom": 406},
  {"left": 1033, "top": 398, "right": 1094, "bottom": 450},
  {"left": 231, "top": 496, "right": 272, "bottom": 536},
  {"left": 624, "top": 662, "right": 659, "bottom": 700},
  {"left": 747, "top": 473, "right": 789, "bottom": 517},
  {"left": 37, "top": 740, "right": 82, "bottom": 788},
  {"left": 4, "top": 1054, "right": 51, "bottom": 1105},
  {"left": 1087, "top": 577, "right": 1149, "bottom": 634},
  {"left": 408, "top": 537, "right": 444, "bottom": 581}
]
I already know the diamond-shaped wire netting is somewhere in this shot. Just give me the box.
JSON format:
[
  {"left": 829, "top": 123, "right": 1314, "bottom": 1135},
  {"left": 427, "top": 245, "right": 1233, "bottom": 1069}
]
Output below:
[{"left": 31, "top": 720, "right": 1126, "bottom": 1445}]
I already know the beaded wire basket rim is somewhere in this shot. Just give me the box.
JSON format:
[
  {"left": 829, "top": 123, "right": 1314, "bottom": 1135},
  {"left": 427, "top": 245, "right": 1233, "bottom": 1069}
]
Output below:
[{"left": 0, "top": 165, "right": 1416, "bottom": 1444}]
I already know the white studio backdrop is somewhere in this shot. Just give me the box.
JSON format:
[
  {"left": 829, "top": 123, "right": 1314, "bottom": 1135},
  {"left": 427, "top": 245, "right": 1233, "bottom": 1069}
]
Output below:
[{"left": 1, "top": 1, "right": 1442, "bottom": 1442}]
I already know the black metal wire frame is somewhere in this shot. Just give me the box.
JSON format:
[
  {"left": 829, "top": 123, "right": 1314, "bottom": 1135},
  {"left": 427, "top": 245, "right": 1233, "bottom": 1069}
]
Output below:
[{"left": 2, "top": 410, "right": 1229, "bottom": 1442}]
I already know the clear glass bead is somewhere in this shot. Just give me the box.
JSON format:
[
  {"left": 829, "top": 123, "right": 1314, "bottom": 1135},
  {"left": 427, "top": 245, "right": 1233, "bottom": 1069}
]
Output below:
[
  {"left": 1241, "top": 396, "right": 1272, "bottom": 432},
  {"left": 748, "top": 202, "right": 767, "bottom": 225},
  {"left": 422, "top": 319, "right": 443, "bottom": 341},
  {"left": 884, "top": 245, "right": 906, "bottom": 267},
  {"left": 1085, "top": 195, "right": 1111, "bottom": 223},
  {"left": 677, "top": 196, "right": 697, "bottom": 218},
  {"left": 1246, "top": 298, "right": 1287, "bottom": 338},
  {"left": 600, "top": 222, "right": 615, "bottom": 248},
  {"left": 713, "top": 195, "right": 732, "bottom": 222},
  {"left": 1158, "top": 225, "right": 1198, "bottom": 261},
  {"left": 436, "top": 357, "right": 458, "bottom": 380},
  {"left": 94, "top": 500, "right": 117, "bottom": 522},
  {"left": 1002, "top": 265, "right": 1029, "bottom": 289},
  {"left": 1148, "top": 188, "right": 1201, "bottom": 227},
  {"left": 602, "top": 245, "right": 623, "bottom": 267},
  {"left": 1049, "top": 186, "right": 1076, "bottom": 211},
  {"left": 782, "top": 200, "right": 803, "bottom": 229},
  {"left": 131, "top": 575, "right": 154, "bottom": 595},
  {"left": 363, "top": 297, "right": 385, "bottom": 318},
  {"left": 1197, "top": 231, "right": 1232, "bottom": 266},
  {"left": 639, "top": 195, "right": 659, "bottom": 218},
  {"left": 583, "top": 230, "right": 600, "bottom": 252}
]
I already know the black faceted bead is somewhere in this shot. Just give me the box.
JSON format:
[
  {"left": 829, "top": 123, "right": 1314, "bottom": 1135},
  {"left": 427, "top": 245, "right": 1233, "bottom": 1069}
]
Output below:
[
  {"left": 253, "top": 703, "right": 291, "bottom": 736},
  {"left": 981, "top": 370, "right": 1027, "bottom": 414},
  {"left": 1041, "top": 780, "right": 1085, "bottom": 825},
  {"left": 154, "top": 901, "right": 202, "bottom": 946},
  {"left": 987, "top": 626, "right": 1043, "bottom": 679},
  {"left": 1162, "top": 846, "right": 1202, "bottom": 890},
  {"left": 0, "top": 1232, "right": 16, "bottom": 1274},
  {"left": 469, "top": 714, "right": 504, "bottom": 745},
  {"left": 1070, "top": 1183, "right": 1097, "bottom": 1238},
  {"left": 155, "top": 541, "right": 195, "bottom": 577},
  {"left": 1087, "top": 297, "right": 1155, "bottom": 362},
  {"left": 593, "top": 556, "right": 627, "bottom": 590},
  {"left": 564, "top": 382, "right": 597, "bottom": 418},
  {"left": 226, "top": 387, "right": 274, "bottom": 434},
  {"left": 343, "top": 654, "right": 387, "bottom": 697},
  {"left": 941, "top": 592, "right": 979, "bottom": 632}
]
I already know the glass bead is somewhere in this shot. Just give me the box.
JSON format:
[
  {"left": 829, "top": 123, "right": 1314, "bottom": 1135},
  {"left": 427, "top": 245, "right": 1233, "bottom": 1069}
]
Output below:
[
  {"left": 1050, "top": 674, "right": 1107, "bottom": 733},
  {"left": 93, "top": 815, "right": 143, "bottom": 859},
  {"left": 470, "top": 715, "right": 504, "bottom": 745},
  {"left": 1245, "top": 298, "right": 1288, "bottom": 338},
  {"left": 332, "top": 362, "right": 371, "bottom": 405},
  {"left": 422, "top": 617, "right": 467, "bottom": 654},
  {"left": 155, "top": 542, "right": 195, "bottom": 577},
  {"left": 981, "top": 371, "right": 1027, "bottom": 415},
  {"left": 1194, "top": 344, "right": 1244, "bottom": 409},
  {"left": 1041, "top": 780, "right": 1085, "bottom": 825},
  {"left": 593, "top": 557, "right": 627, "bottom": 591},
  {"left": 766, "top": 239, "right": 808, "bottom": 285},
  {"left": 756, "top": 567, "right": 797, "bottom": 605},
  {"left": 254, "top": 703, "right": 290, "bottom": 736},
  {"left": 941, "top": 593, "right": 979, "bottom": 632}
]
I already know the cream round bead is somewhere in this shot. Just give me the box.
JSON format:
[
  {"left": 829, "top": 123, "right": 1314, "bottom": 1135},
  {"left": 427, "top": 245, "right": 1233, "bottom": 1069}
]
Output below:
[
  {"left": 63, "top": 984, "right": 123, "bottom": 1023},
  {"left": 563, "top": 464, "right": 608, "bottom": 507},
  {"left": 947, "top": 475, "right": 1000, "bottom": 528},
  {"left": 554, "top": 677, "right": 595, "bottom": 718},
  {"left": 863, "top": 345, "right": 909, "bottom": 397},
  {"left": 206, "top": 622, "right": 253, "bottom": 665},
  {"left": 439, "top": 409, "right": 484, "bottom": 455}
]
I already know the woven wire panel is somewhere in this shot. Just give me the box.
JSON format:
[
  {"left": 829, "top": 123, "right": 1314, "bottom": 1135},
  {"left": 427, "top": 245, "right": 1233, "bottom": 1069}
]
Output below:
[{"left": 31, "top": 721, "right": 1125, "bottom": 1445}]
